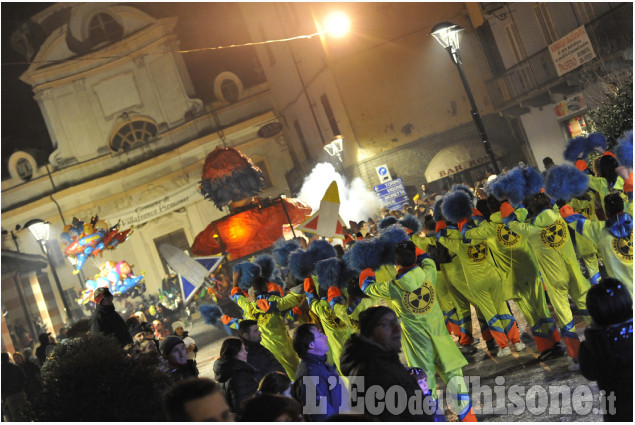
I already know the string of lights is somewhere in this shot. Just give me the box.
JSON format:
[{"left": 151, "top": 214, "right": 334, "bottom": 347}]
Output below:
[{"left": 2, "top": 31, "right": 324, "bottom": 67}]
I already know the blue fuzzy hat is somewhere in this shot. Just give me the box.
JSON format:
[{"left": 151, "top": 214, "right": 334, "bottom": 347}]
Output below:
[
  {"left": 587, "top": 132, "right": 607, "bottom": 151},
  {"left": 452, "top": 184, "right": 475, "bottom": 203},
  {"left": 233, "top": 262, "right": 262, "bottom": 291},
  {"left": 442, "top": 191, "right": 473, "bottom": 223},
  {"left": 288, "top": 239, "right": 337, "bottom": 280},
  {"left": 399, "top": 214, "right": 422, "bottom": 234},
  {"left": 199, "top": 304, "right": 223, "bottom": 325},
  {"left": 432, "top": 198, "right": 445, "bottom": 222},
  {"left": 614, "top": 130, "right": 633, "bottom": 169},
  {"left": 489, "top": 167, "right": 526, "bottom": 206},
  {"left": 349, "top": 238, "right": 387, "bottom": 271},
  {"left": 341, "top": 249, "right": 356, "bottom": 271},
  {"left": 544, "top": 164, "right": 589, "bottom": 201},
  {"left": 564, "top": 136, "right": 588, "bottom": 162},
  {"left": 272, "top": 238, "right": 301, "bottom": 268},
  {"left": 377, "top": 216, "right": 399, "bottom": 232},
  {"left": 315, "top": 257, "right": 347, "bottom": 291},
  {"left": 378, "top": 224, "right": 410, "bottom": 265},
  {"left": 253, "top": 254, "right": 275, "bottom": 281},
  {"left": 522, "top": 166, "right": 544, "bottom": 198}
]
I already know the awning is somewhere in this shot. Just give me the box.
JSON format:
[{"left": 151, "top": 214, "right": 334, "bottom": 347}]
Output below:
[{"left": 1, "top": 250, "right": 48, "bottom": 274}]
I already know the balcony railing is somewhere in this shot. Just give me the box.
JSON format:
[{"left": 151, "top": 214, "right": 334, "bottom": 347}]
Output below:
[{"left": 485, "top": 3, "right": 632, "bottom": 110}]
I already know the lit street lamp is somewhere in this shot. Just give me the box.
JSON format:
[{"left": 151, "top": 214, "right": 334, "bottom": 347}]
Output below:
[
  {"left": 430, "top": 22, "right": 500, "bottom": 174},
  {"left": 24, "top": 219, "right": 74, "bottom": 322},
  {"left": 324, "top": 135, "right": 344, "bottom": 165}
]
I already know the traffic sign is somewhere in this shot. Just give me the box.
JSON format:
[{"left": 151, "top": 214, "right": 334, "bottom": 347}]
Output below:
[{"left": 374, "top": 178, "right": 409, "bottom": 210}]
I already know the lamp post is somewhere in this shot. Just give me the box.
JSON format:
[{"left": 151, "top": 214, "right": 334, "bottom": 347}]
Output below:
[
  {"left": 24, "top": 219, "right": 74, "bottom": 322},
  {"left": 324, "top": 135, "right": 344, "bottom": 169},
  {"left": 430, "top": 22, "right": 500, "bottom": 174}
]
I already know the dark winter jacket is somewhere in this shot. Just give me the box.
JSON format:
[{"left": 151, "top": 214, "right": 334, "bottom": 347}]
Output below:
[
  {"left": 18, "top": 361, "right": 43, "bottom": 404},
  {"left": 213, "top": 357, "right": 259, "bottom": 413},
  {"left": 579, "top": 319, "right": 633, "bottom": 422},
  {"left": 340, "top": 333, "right": 434, "bottom": 422},
  {"left": 35, "top": 333, "right": 53, "bottom": 366},
  {"left": 1, "top": 361, "right": 26, "bottom": 401},
  {"left": 240, "top": 337, "right": 285, "bottom": 382},
  {"left": 292, "top": 353, "right": 343, "bottom": 421},
  {"left": 90, "top": 304, "right": 133, "bottom": 347}
]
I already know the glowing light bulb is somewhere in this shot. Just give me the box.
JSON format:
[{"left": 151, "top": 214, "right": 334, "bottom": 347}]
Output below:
[{"left": 324, "top": 11, "right": 350, "bottom": 38}]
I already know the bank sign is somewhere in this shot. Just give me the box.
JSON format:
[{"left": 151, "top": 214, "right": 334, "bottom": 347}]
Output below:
[
  {"left": 374, "top": 178, "right": 409, "bottom": 211},
  {"left": 549, "top": 26, "right": 596, "bottom": 77}
]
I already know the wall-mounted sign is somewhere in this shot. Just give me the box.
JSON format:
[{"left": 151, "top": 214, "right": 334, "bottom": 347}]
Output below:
[
  {"left": 374, "top": 178, "right": 409, "bottom": 210},
  {"left": 549, "top": 26, "right": 596, "bottom": 77},
  {"left": 257, "top": 122, "right": 283, "bottom": 138},
  {"left": 375, "top": 165, "right": 392, "bottom": 183},
  {"left": 554, "top": 94, "right": 587, "bottom": 119}
]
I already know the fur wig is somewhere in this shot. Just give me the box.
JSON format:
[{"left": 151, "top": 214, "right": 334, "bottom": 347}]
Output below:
[
  {"left": 272, "top": 238, "right": 301, "bottom": 268},
  {"left": 233, "top": 262, "right": 262, "bottom": 291},
  {"left": 199, "top": 304, "right": 224, "bottom": 325},
  {"left": 442, "top": 191, "right": 473, "bottom": 223},
  {"left": 615, "top": 130, "right": 633, "bottom": 169},
  {"left": 399, "top": 214, "right": 422, "bottom": 234},
  {"left": 544, "top": 164, "right": 589, "bottom": 201}
]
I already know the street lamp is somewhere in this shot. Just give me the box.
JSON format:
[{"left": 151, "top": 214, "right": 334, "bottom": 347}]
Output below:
[
  {"left": 430, "top": 22, "right": 500, "bottom": 174},
  {"left": 324, "top": 135, "right": 344, "bottom": 164},
  {"left": 24, "top": 219, "right": 74, "bottom": 322}
]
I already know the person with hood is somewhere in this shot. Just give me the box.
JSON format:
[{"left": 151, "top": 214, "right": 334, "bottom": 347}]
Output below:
[
  {"left": 579, "top": 277, "right": 632, "bottom": 421},
  {"left": 90, "top": 287, "right": 133, "bottom": 348},
  {"left": 172, "top": 321, "right": 198, "bottom": 378},
  {"left": 34, "top": 332, "right": 56, "bottom": 366},
  {"left": 359, "top": 240, "right": 475, "bottom": 422},
  {"left": 339, "top": 306, "right": 435, "bottom": 421},
  {"left": 213, "top": 337, "right": 259, "bottom": 414},
  {"left": 560, "top": 193, "right": 633, "bottom": 293},
  {"left": 237, "top": 319, "right": 285, "bottom": 382},
  {"left": 501, "top": 193, "right": 591, "bottom": 363},
  {"left": 231, "top": 262, "right": 304, "bottom": 379}
]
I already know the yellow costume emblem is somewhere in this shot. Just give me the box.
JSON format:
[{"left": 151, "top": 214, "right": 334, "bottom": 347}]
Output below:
[
  {"left": 466, "top": 242, "right": 488, "bottom": 263},
  {"left": 402, "top": 281, "right": 435, "bottom": 314},
  {"left": 539, "top": 220, "right": 567, "bottom": 248},
  {"left": 613, "top": 234, "right": 633, "bottom": 262},
  {"left": 496, "top": 224, "right": 520, "bottom": 247}
]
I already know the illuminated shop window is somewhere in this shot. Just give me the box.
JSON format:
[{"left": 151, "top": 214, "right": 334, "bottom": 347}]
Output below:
[{"left": 567, "top": 115, "right": 589, "bottom": 138}]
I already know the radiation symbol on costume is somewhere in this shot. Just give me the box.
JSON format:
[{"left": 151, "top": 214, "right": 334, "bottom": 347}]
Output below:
[
  {"left": 402, "top": 281, "right": 435, "bottom": 314},
  {"left": 466, "top": 242, "right": 488, "bottom": 263},
  {"left": 496, "top": 224, "right": 520, "bottom": 247},
  {"left": 613, "top": 234, "right": 633, "bottom": 262},
  {"left": 539, "top": 220, "right": 567, "bottom": 248},
  {"left": 578, "top": 207, "right": 592, "bottom": 219}
]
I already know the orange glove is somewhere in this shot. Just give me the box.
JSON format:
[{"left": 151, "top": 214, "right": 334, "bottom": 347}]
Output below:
[
  {"left": 472, "top": 208, "right": 483, "bottom": 217},
  {"left": 559, "top": 204, "right": 576, "bottom": 218},
  {"left": 327, "top": 286, "right": 343, "bottom": 302},
  {"left": 257, "top": 298, "right": 271, "bottom": 312},
  {"left": 230, "top": 286, "right": 247, "bottom": 302},
  {"left": 624, "top": 172, "right": 633, "bottom": 194},
  {"left": 435, "top": 220, "right": 447, "bottom": 233},
  {"left": 359, "top": 268, "right": 375, "bottom": 289},
  {"left": 500, "top": 201, "right": 514, "bottom": 219},
  {"left": 221, "top": 315, "right": 233, "bottom": 325},
  {"left": 457, "top": 217, "right": 469, "bottom": 231},
  {"left": 575, "top": 159, "right": 588, "bottom": 171},
  {"left": 304, "top": 277, "right": 317, "bottom": 294},
  {"left": 291, "top": 306, "right": 303, "bottom": 317}
]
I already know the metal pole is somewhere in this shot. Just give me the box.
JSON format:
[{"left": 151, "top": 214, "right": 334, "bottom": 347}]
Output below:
[
  {"left": 448, "top": 48, "right": 500, "bottom": 174},
  {"left": 40, "top": 241, "right": 73, "bottom": 322}
]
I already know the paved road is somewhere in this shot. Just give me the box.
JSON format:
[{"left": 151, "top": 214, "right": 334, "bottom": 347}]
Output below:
[{"left": 183, "top": 300, "right": 604, "bottom": 422}]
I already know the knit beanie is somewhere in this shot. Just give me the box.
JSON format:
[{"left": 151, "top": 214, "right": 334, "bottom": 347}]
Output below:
[
  {"left": 129, "top": 322, "right": 144, "bottom": 338},
  {"left": 160, "top": 335, "right": 184, "bottom": 357},
  {"left": 359, "top": 306, "right": 394, "bottom": 337},
  {"left": 172, "top": 321, "right": 186, "bottom": 332}
]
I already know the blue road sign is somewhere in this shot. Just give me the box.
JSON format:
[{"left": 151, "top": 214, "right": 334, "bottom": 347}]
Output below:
[{"left": 374, "top": 178, "right": 409, "bottom": 210}]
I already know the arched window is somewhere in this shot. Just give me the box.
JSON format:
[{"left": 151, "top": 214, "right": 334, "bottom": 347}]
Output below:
[
  {"left": 109, "top": 118, "right": 158, "bottom": 152},
  {"left": 88, "top": 13, "right": 123, "bottom": 45}
]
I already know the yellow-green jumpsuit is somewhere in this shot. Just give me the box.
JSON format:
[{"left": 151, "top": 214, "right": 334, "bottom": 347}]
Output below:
[
  {"left": 439, "top": 228, "right": 521, "bottom": 350},
  {"left": 304, "top": 276, "right": 352, "bottom": 374},
  {"left": 588, "top": 175, "right": 627, "bottom": 213},
  {"left": 504, "top": 206, "right": 591, "bottom": 359},
  {"left": 234, "top": 291, "right": 303, "bottom": 378},
  {"left": 561, "top": 208, "right": 633, "bottom": 293},
  {"left": 360, "top": 259, "right": 475, "bottom": 421},
  {"left": 569, "top": 197, "right": 601, "bottom": 284},
  {"left": 333, "top": 297, "right": 373, "bottom": 333},
  {"left": 464, "top": 211, "right": 561, "bottom": 353}
]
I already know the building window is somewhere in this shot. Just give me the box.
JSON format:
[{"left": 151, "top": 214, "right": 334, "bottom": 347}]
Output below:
[
  {"left": 575, "top": 3, "right": 596, "bottom": 24},
  {"left": 254, "top": 160, "right": 273, "bottom": 189},
  {"left": 533, "top": 3, "right": 558, "bottom": 44},
  {"left": 293, "top": 119, "right": 310, "bottom": 159},
  {"left": 154, "top": 229, "right": 190, "bottom": 275},
  {"left": 109, "top": 118, "right": 158, "bottom": 152},
  {"left": 505, "top": 23, "right": 525, "bottom": 63},
  {"left": 16, "top": 158, "right": 33, "bottom": 181},
  {"left": 88, "top": 13, "right": 123, "bottom": 45},
  {"left": 320, "top": 94, "right": 340, "bottom": 139},
  {"left": 258, "top": 23, "right": 276, "bottom": 66},
  {"left": 220, "top": 79, "right": 240, "bottom": 103}
]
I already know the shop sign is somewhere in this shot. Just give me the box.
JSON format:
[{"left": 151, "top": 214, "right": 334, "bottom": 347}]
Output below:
[{"left": 549, "top": 26, "right": 596, "bottom": 77}]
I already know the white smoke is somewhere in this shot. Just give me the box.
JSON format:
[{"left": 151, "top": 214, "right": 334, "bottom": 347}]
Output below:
[{"left": 296, "top": 162, "right": 382, "bottom": 222}]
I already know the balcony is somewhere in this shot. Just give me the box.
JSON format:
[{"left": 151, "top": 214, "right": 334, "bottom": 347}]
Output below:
[{"left": 485, "top": 3, "right": 632, "bottom": 111}]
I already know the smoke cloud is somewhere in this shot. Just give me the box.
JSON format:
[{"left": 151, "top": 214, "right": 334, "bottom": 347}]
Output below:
[{"left": 296, "top": 162, "right": 382, "bottom": 222}]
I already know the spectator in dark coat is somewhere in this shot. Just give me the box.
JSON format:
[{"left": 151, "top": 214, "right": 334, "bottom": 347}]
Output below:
[
  {"left": 1, "top": 352, "right": 28, "bottom": 421},
  {"left": 213, "top": 338, "right": 258, "bottom": 414},
  {"left": 90, "top": 287, "right": 133, "bottom": 348},
  {"left": 155, "top": 303, "right": 178, "bottom": 330},
  {"left": 579, "top": 278, "right": 633, "bottom": 422},
  {"left": 160, "top": 336, "right": 193, "bottom": 382},
  {"left": 34, "top": 332, "right": 55, "bottom": 366},
  {"left": 237, "top": 319, "right": 285, "bottom": 382},
  {"left": 340, "top": 306, "right": 435, "bottom": 421},
  {"left": 12, "top": 352, "right": 42, "bottom": 407},
  {"left": 291, "top": 323, "right": 344, "bottom": 421}
]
